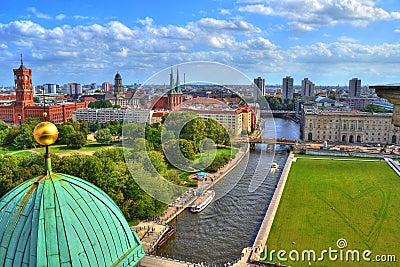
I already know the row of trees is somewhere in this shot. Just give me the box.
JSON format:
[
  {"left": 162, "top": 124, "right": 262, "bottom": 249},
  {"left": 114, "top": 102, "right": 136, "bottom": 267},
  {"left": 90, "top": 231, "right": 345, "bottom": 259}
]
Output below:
[
  {"left": 0, "top": 148, "right": 167, "bottom": 221},
  {"left": 88, "top": 100, "right": 120, "bottom": 109},
  {"left": 0, "top": 118, "right": 125, "bottom": 150},
  {"left": 361, "top": 104, "right": 392, "bottom": 113}
]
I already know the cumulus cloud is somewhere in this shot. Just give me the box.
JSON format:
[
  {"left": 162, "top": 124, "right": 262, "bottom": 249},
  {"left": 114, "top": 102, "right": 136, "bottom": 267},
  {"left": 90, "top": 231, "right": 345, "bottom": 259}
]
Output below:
[
  {"left": 238, "top": 4, "right": 273, "bottom": 15},
  {"left": 195, "top": 18, "right": 261, "bottom": 32},
  {"left": 395, "top": 29, "right": 400, "bottom": 33},
  {"left": 239, "top": 0, "right": 400, "bottom": 31},
  {"left": 288, "top": 22, "right": 315, "bottom": 33}
]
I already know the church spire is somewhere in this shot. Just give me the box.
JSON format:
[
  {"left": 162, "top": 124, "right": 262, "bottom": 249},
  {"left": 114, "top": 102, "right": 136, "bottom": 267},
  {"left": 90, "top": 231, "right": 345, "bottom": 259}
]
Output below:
[
  {"left": 20, "top": 53, "right": 23, "bottom": 66},
  {"left": 169, "top": 66, "right": 174, "bottom": 91},
  {"left": 175, "top": 65, "right": 182, "bottom": 94},
  {"left": 175, "top": 65, "right": 180, "bottom": 88}
]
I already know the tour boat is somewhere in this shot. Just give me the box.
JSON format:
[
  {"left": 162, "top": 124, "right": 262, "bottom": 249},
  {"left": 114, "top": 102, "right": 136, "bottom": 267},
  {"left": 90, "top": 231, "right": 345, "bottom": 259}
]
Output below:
[{"left": 190, "top": 190, "right": 215, "bottom": 213}]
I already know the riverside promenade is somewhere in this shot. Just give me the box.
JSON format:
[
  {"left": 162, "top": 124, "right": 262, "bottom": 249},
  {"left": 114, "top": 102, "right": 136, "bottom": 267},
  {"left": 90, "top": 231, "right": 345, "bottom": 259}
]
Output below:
[
  {"left": 249, "top": 152, "right": 294, "bottom": 263},
  {"left": 158, "top": 145, "right": 250, "bottom": 225}
]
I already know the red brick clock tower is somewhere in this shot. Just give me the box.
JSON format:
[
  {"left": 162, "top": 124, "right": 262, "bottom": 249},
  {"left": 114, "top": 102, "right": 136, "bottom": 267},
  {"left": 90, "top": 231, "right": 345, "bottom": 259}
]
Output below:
[{"left": 13, "top": 55, "right": 34, "bottom": 123}]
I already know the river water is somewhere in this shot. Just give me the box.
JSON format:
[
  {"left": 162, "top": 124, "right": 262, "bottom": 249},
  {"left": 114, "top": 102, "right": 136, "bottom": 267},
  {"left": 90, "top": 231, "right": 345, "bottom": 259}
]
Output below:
[{"left": 157, "top": 117, "right": 300, "bottom": 264}]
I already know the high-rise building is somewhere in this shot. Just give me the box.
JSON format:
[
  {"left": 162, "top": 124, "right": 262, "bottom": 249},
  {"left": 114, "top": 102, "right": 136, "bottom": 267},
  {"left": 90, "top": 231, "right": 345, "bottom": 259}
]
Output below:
[
  {"left": 68, "top": 83, "right": 82, "bottom": 98},
  {"left": 349, "top": 78, "right": 361, "bottom": 98},
  {"left": 254, "top": 76, "right": 265, "bottom": 98},
  {"left": 102, "top": 81, "right": 110, "bottom": 92},
  {"left": 301, "top": 78, "right": 315, "bottom": 98},
  {"left": 43, "top": 83, "right": 57, "bottom": 94},
  {"left": 282, "top": 76, "right": 294, "bottom": 103}
]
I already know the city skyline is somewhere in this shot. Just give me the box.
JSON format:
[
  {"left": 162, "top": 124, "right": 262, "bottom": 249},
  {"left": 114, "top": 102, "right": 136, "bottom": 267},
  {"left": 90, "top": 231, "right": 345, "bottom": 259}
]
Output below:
[{"left": 0, "top": 0, "right": 399, "bottom": 86}]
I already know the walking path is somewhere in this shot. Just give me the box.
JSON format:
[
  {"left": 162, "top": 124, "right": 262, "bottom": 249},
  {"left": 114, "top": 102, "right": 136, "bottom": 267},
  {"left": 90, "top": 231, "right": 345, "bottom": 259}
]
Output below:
[
  {"left": 384, "top": 157, "right": 400, "bottom": 176},
  {"left": 156, "top": 145, "right": 249, "bottom": 225},
  {"left": 249, "top": 152, "right": 294, "bottom": 263}
]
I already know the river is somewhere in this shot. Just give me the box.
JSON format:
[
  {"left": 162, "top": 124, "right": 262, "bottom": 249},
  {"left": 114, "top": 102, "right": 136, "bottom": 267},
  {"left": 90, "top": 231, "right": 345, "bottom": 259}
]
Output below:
[{"left": 157, "top": 117, "right": 300, "bottom": 264}]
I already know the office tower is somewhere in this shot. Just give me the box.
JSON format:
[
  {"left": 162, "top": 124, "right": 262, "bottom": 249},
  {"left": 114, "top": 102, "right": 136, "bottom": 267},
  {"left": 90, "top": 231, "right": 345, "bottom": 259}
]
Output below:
[
  {"left": 301, "top": 78, "right": 315, "bottom": 97},
  {"left": 282, "top": 76, "right": 294, "bottom": 103},
  {"left": 349, "top": 78, "right": 361, "bottom": 98},
  {"left": 254, "top": 76, "right": 265, "bottom": 98}
]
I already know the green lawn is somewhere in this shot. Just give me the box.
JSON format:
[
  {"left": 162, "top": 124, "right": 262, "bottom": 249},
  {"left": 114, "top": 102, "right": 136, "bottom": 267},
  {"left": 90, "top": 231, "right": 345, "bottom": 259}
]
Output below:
[
  {"left": 264, "top": 157, "right": 400, "bottom": 267},
  {"left": 294, "top": 153, "right": 385, "bottom": 161},
  {"left": 12, "top": 151, "right": 34, "bottom": 157},
  {"left": 34, "top": 143, "right": 116, "bottom": 154}
]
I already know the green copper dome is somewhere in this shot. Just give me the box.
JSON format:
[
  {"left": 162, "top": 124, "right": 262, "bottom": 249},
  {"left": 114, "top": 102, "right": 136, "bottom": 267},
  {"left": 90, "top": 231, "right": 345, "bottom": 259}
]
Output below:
[{"left": 0, "top": 157, "right": 145, "bottom": 267}]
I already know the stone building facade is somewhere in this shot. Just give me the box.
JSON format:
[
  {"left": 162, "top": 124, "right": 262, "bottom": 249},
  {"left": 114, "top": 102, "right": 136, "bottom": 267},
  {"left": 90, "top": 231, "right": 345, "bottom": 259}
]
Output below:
[{"left": 301, "top": 109, "right": 400, "bottom": 144}]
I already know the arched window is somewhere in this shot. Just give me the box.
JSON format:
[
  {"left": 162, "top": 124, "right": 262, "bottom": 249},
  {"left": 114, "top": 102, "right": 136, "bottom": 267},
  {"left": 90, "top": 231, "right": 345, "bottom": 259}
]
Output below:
[
  {"left": 342, "top": 135, "right": 346, "bottom": 142},
  {"left": 349, "top": 135, "right": 354, "bottom": 143},
  {"left": 308, "top": 132, "right": 312, "bottom": 141},
  {"left": 392, "top": 135, "right": 397, "bottom": 144}
]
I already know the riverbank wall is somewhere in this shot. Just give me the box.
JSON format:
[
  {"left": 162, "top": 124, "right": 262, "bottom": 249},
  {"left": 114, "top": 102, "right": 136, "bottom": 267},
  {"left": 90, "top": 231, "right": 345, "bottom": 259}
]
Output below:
[
  {"left": 163, "top": 144, "right": 250, "bottom": 224},
  {"left": 249, "top": 152, "right": 294, "bottom": 263},
  {"left": 305, "top": 148, "right": 400, "bottom": 158}
]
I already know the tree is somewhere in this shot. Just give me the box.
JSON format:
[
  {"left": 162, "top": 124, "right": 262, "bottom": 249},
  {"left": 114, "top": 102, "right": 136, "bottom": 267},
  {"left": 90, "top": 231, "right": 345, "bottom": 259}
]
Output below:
[
  {"left": 94, "top": 147, "right": 124, "bottom": 162},
  {"left": 204, "top": 118, "right": 230, "bottom": 145},
  {"left": 0, "top": 128, "right": 9, "bottom": 146},
  {"left": 57, "top": 124, "right": 75, "bottom": 145},
  {"left": 13, "top": 123, "right": 37, "bottom": 149},
  {"left": 88, "top": 100, "right": 113, "bottom": 108},
  {"left": 122, "top": 122, "right": 145, "bottom": 146},
  {"left": 78, "top": 121, "right": 90, "bottom": 136},
  {"left": 179, "top": 117, "right": 206, "bottom": 150},
  {"left": 67, "top": 131, "right": 87, "bottom": 148},
  {"left": 95, "top": 128, "right": 112, "bottom": 145},
  {"left": 0, "top": 120, "right": 8, "bottom": 131},
  {"left": 361, "top": 104, "right": 392, "bottom": 113},
  {"left": 266, "top": 97, "right": 283, "bottom": 110},
  {"left": 3, "top": 126, "right": 20, "bottom": 146},
  {"left": 179, "top": 139, "right": 196, "bottom": 161},
  {"left": 205, "top": 154, "right": 230, "bottom": 172},
  {"left": 145, "top": 124, "right": 162, "bottom": 150}
]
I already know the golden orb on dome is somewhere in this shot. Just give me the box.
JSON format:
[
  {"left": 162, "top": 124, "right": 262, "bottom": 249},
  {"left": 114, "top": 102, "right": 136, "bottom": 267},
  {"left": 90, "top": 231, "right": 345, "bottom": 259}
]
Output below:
[
  {"left": 33, "top": 122, "right": 59, "bottom": 146},
  {"left": 42, "top": 112, "right": 48, "bottom": 118}
]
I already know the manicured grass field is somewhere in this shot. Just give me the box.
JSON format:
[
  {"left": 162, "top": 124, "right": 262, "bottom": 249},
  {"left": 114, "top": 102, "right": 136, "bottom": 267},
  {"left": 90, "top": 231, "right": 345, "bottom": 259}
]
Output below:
[{"left": 264, "top": 156, "right": 400, "bottom": 267}]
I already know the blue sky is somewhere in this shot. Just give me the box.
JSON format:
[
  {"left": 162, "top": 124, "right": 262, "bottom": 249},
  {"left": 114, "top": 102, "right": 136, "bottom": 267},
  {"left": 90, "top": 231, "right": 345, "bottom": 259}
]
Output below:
[{"left": 0, "top": 0, "right": 399, "bottom": 86}]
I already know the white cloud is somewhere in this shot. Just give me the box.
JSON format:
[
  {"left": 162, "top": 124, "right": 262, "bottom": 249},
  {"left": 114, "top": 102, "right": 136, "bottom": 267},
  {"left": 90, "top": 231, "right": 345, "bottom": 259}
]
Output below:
[
  {"left": 338, "top": 36, "right": 358, "bottom": 43},
  {"left": 195, "top": 18, "right": 261, "bottom": 32},
  {"left": 113, "top": 47, "right": 129, "bottom": 57},
  {"left": 220, "top": 9, "right": 231, "bottom": 15},
  {"left": 73, "top": 15, "right": 90, "bottom": 20},
  {"left": 395, "top": 29, "right": 400, "bottom": 33},
  {"left": 239, "top": 0, "right": 400, "bottom": 30},
  {"left": 238, "top": 4, "right": 273, "bottom": 15},
  {"left": 0, "top": 44, "right": 7, "bottom": 49},
  {"left": 56, "top": 14, "right": 66, "bottom": 20},
  {"left": 57, "top": 51, "right": 78, "bottom": 57},
  {"left": 27, "top": 7, "right": 52, "bottom": 20},
  {"left": 288, "top": 22, "right": 315, "bottom": 33}
]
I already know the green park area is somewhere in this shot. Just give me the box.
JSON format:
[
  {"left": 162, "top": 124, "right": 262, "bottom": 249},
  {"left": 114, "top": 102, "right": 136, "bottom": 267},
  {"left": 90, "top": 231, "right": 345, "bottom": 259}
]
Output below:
[{"left": 264, "top": 156, "right": 400, "bottom": 267}]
